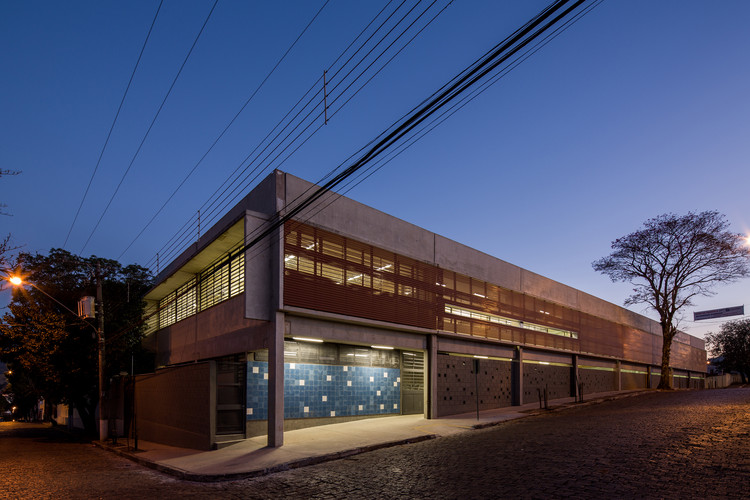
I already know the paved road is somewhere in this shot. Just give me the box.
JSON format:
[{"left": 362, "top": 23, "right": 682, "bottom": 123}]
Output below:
[{"left": 1, "top": 388, "right": 748, "bottom": 499}]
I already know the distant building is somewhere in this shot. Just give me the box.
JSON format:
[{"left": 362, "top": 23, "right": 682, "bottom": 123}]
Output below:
[{"left": 138, "top": 170, "right": 706, "bottom": 450}]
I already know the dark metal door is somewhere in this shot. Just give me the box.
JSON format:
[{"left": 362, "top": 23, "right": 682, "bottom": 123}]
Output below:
[
  {"left": 401, "top": 351, "right": 424, "bottom": 414},
  {"left": 216, "top": 355, "right": 246, "bottom": 435}
]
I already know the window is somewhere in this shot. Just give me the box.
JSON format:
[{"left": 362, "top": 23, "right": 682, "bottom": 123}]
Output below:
[{"left": 157, "top": 247, "right": 245, "bottom": 329}]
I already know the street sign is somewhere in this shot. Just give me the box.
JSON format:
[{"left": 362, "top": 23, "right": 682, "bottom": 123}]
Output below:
[{"left": 693, "top": 305, "right": 744, "bottom": 321}]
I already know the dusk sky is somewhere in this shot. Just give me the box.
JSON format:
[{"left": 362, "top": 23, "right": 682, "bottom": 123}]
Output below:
[{"left": 2, "top": 0, "right": 749, "bottom": 341}]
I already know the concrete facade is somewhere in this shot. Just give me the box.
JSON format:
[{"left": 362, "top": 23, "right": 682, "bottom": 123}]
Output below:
[{"left": 141, "top": 170, "right": 707, "bottom": 449}]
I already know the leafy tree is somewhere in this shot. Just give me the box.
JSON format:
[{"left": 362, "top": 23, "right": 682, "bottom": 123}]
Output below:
[
  {"left": 706, "top": 319, "right": 750, "bottom": 383},
  {"left": 0, "top": 249, "right": 152, "bottom": 433},
  {"left": 593, "top": 211, "right": 750, "bottom": 389}
]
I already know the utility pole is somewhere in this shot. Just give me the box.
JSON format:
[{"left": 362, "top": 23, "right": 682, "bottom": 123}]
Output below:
[{"left": 96, "top": 262, "right": 106, "bottom": 441}]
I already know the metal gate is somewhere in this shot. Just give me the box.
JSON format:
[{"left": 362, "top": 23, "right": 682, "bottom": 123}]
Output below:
[
  {"left": 401, "top": 351, "right": 424, "bottom": 414},
  {"left": 216, "top": 355, "right": 246, "bottom": 435}
]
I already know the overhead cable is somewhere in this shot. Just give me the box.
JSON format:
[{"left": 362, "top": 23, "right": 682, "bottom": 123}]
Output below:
[
  {"left": 62, "top": 0, "right": 165, "bottom": 249},
  {"left": 142, "top": 0, "right": 450, "bottom": 271},
  {"left": 79, "top": 0, "right": 220, "bottom": 254},
  {"left": 117, "top": 0, "right": 331, "bottom": 260}
]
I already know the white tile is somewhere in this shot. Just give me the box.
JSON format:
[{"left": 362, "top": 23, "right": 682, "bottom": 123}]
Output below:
[
  {"left": 369, "top": 376, "right": 374, "bottom": 382},
  {"left": 299, "top": 380, "right": 305, "bottom": 386},
  {"left": 358, "top": 405, "right": 363, "bottom": 411},
  {"left": 326, "top": 375, "right": 332, "bottom": 382},
  {"left": 347, "top": 380, "right": 352, "bottom": 387},
  {"left": 246, "top": 408, "right": 253, "bottom": 415},
  {"left": 343, "top": 366, "right": 348, "bottom": 372},
  {"left": 252, "top": 367, "right": 259, "bottom": 374},
  {"left": 330, "top": 411, "right": 336, "bottom": 417},
  {"left": 376, "top": 390, "right": 381, "bottom": 396},
  {"left": 393, "top": 382, "right": 398, "bottom": 387},
  {"left": 393, "top": 404, "right": 398, "bottom": 409},
  {"left": 379, "top": 404, "right": 384, "bottom": 410},
  {"left": 290, "top": 363, "right": 296, "bottom": 369},
  {"left": 263, "top": 373, "right": 268, "bottom": 380},
  {"left": 304, "top": 406, "right": 309, "bottom": 413},
  {"left": 322, "top": 395, "right": 327, "bottom": 402},
  {"left": 384, "top": 372, "right": 388, "bottom": 378},
  {"left": 397, "top": 377, "right": 401, "bottom": 382}
]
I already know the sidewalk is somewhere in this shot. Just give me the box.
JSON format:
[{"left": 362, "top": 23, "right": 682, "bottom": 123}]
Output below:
[{"left": 95, "top": 390, "right": 645, "bottom": 482}]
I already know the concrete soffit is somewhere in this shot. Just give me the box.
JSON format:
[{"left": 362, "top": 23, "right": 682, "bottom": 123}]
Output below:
[{"left": 145, "top": 219, "right": 245, "bottom": 302}]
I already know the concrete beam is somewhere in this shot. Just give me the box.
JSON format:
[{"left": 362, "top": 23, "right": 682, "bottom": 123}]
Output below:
[{"left": 268, "top": 311, "right": 284, "bottom": 447}]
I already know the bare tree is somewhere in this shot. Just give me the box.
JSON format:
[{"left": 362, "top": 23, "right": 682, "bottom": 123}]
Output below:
[
  {"left": 0, "top": 169, "right": 21, "bottom": 285},
  {"left": 593, "top": 211, "right": 750, "bottom": 389},
  {"left": 0, "top": 169, "right": 21, "bottom": 217}
]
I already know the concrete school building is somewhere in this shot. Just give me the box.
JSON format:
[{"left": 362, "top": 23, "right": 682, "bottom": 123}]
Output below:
[{"left": 138, "top": 170, "right": 706, "bottom": 451}]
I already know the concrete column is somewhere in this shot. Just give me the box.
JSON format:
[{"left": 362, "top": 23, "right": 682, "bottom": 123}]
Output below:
[
  {"left": 268, "top": 311, "right": 285, "bottom": 447},
  {"left": 267, "top": 209, "right": 285, "bottom": 448},
  {"left": 687, "top": 371, "right": 691, "bottom": 389},
  {"left": 426, "top": 334, "right": 438, "bottom": 419},
  {"left": 512, "top": 347, "right": 523, "bottom": 406},
  {"left": 615, "top": 360, "right": 622, "bottom": 391},
  {"left": 647, "top": 365, "right": 652, "bottom": 389}
]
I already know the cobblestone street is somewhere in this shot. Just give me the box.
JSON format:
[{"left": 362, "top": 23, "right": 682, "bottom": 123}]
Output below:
[{"left": 1, "top": 388, "right": 748, "bottom": 499}]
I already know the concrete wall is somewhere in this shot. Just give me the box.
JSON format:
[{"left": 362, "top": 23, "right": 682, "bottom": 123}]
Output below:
[
  {"left": 245, "top": 211, "right": 273, "bottom": 320},
  {"left": 155, "top": 295, "right": 271, "bottom": 366},
  {"left": 286, "top": 314, "right": 428, "bottom": 352},
  {"left": 134, "top": 363, "right": 214, "bottom": 450},
  {"left": 705, "top": 373, "right": 742, "bottom": 388}
]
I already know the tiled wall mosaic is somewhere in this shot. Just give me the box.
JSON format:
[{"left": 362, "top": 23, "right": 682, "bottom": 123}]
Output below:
[{"left": 246, "top": 361, "right": 401, "bottom": 420}]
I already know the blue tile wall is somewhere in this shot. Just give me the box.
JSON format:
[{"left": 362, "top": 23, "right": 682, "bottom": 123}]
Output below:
[{"left": 246, "top": 361, "right": 401, "bottom": 420}]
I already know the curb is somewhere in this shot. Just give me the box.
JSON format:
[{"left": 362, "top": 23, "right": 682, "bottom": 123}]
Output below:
[
  {"left": 95, "top": 390, "right": 656, "bottom": 481},
  {"left": 471, "top": 390, "right": 651, "bottom": 429},
  {"left": 95, "top": 433, "right": 437, "bottom": 482}
]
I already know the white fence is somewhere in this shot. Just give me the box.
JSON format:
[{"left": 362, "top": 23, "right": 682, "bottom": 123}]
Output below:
[{"left": 705, "top": 373, "right": 743, "bottom": 389}]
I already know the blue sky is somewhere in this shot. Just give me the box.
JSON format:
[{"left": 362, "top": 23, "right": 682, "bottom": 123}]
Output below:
[{"left": 2, "top": 0, "right": 749, "bottom": 340}]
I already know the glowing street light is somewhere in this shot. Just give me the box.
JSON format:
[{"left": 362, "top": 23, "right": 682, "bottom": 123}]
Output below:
[{"left": 6, "top": 275, "right": 91, "bottom": 327}]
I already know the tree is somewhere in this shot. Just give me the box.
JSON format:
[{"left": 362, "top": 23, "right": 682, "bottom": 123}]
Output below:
[
  {"left": 0, "top": 168, "right": 21, "bottom": 217},
  {"left": 593, "top": 211, "right": 750, "bottom": 389},
  {"left": 706, "top": 319, "right": 750, "bottom": 383},
  {"left": 0, "top": 249, "right": 152, "bottom": 433}
]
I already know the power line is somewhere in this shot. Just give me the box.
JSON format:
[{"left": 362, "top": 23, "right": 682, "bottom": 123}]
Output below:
[
  {"left": 111, "top": 0, "right": 597, "bottom": 344},
  {"left": 137, "top": 1, "right": 411, "bottom": 270},
  {"left": 79, "top": 0, "right": 220, "bottom": 254},
  {"left": 202, "top": 0, "right": 594, "bottom": 285},
  {"left": 242, "top": 0, "right": 591, "bottom": 264},
  {"left": 142, "top": 0, "right": 451, "bottom": 271},
  {"left": 116, "top": 0, "right": 331, "bottom": 261},
  {"left": 63, "top": 0, "right": 165, "bottom": 249}
]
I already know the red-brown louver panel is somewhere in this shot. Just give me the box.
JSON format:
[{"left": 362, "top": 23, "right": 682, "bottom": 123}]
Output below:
[
  {"left": 283, "top": 222, "right": 439, "bottom": 330},
  {"left": 282, "top": 221, "right": 705, "bottom": 372}
]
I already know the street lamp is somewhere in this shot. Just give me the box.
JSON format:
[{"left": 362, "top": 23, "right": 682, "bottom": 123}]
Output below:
[{"left": 4, "top": 273, "right": 107, "bottom": 441}]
